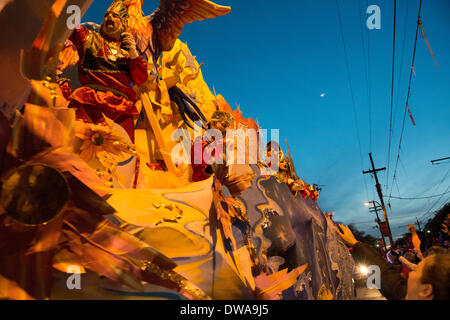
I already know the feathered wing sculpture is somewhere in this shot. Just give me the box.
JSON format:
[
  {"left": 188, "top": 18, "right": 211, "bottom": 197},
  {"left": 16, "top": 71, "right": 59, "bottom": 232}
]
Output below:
[
  {"left": 124, "top": 0, "right": 231, "bottom": 62},
  {"left": 150, "top": 0, "right": 231, "bottom": 52}
]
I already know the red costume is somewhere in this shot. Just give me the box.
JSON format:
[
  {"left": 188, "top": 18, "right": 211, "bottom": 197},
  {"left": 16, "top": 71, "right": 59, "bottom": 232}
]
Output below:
[
  {"left": 191, "top": 135, "right": 226, "bottom": 182},
  {"left": 68, "top": 26, "right": 148, "bottom": 142},
  {"left": 191, "top": 136, "right": 212, "bottom": 182}
]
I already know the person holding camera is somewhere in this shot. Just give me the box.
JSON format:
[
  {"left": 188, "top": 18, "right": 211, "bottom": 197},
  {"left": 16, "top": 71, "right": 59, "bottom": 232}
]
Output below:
[{"left": 337, "top": 224, "right": 450, "bottom": 300}]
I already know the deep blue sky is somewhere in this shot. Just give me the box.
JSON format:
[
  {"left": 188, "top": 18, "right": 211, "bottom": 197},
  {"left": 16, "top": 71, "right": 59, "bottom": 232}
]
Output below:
[{"left": 84, "top": 0, "right": 450, "bottom": 240}]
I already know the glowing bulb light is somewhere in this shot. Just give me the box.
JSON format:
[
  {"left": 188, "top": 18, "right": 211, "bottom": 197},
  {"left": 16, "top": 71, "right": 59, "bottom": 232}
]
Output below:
[{"left": 359, "top": 265, "right": 369, "bottom": 276}]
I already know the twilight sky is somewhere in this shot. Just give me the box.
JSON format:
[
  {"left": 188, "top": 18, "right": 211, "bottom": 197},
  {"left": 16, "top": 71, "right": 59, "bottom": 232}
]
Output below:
[{"left": 83, "top": 0, "right": 450, "bottom": 240}]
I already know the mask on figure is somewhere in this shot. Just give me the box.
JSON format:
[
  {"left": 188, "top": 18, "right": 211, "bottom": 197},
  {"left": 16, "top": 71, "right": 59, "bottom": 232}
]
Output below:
[{"left": 101, "top": 0, "right": 129, "bottom": 40}]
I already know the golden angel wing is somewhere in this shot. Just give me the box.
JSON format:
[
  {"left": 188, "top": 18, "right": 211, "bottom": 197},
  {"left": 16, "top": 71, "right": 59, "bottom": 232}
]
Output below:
[{"left": 150, "top": 0, "right": 231, "bottom": 52}]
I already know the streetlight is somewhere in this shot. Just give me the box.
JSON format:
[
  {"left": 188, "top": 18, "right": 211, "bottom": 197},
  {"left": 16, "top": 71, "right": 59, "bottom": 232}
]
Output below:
[
  {"left": 364, "top": 200, "right": 387, "bottom": 251},
  {"left": 365, "top": 200, "right": 382, "bottom": 209}
]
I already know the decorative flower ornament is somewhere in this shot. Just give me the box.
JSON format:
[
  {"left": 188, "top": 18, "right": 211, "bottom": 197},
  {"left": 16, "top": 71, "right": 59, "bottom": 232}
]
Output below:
[{"left": 74, "top": 116, "right": 141, "bottom": 184}]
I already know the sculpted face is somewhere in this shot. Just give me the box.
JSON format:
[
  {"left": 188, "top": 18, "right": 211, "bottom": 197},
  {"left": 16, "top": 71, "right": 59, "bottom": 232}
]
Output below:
[
  {"left": 208, "top": 119, "right": 229, "bottom": 135},
  {"left": 215, "top": 120, "right": 229, "bottom": 135},
  {"left": 101, "top": 11, "right": 124, "bottom": 40},
  {"left": 279, "top": 158, "right": 289, "bottom": 172}
]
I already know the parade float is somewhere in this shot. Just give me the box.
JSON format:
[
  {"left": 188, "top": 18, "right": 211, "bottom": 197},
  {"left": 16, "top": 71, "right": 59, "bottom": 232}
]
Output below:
[{"left": 0, "top": 0, "right": 355, "bottom": 300}]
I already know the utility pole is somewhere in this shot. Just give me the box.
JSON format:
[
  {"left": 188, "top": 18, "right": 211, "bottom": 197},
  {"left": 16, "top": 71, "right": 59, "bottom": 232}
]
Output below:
[
  {"left": 370, "top": 203, "right": 387, "bottom": 251},
  {"left": 431, "top": 156, "right": 450, "bottom": 165},
  {"left": 416, "top": 217, "right": 422, "bottom": 232},
  {"left": 363, "top": 153, "right": 394, "bottom": 247}
]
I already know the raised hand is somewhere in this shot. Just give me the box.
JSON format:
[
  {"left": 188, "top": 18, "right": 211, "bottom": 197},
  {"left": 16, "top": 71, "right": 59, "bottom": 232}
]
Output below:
[
  {"left": 407, "top": 223, "right": 417, "bottom": 234},
  {"left": 336, "top": 224, "right": 358, "bottom": 247},
  {"left": 442, "top": 223, "right": 449, "bottom": 236},
  {"left": 121, "top": 32, "right": 139, "bottom": 59}
]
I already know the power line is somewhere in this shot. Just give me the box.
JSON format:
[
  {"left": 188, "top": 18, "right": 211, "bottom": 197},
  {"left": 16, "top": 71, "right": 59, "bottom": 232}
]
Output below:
[
  {"left": 384, "top": 190, "right": 450, "bottom": 200},
  {"left": 388, "top": 0, "right": 423, "bottom": 203},
  {"left": 419, "top": 169, "right": 450, "bottom": 221},
  {"left": 335, "top": 0, "right": 370, "bottom": 201},
  {"left": 386, "top": 0, "right": 397, "bottom": 194},
  {"left": 366, "top": 0, "right": 373, "bottom": 153},
  {"left": 365, "top": 0, "right": 376, "bottom": 204},
  {"left": 420, "top": 196, "right": 449, "bottom": 222},
  {"left": 393, "top": 175, "right": 401, "bottom": 196},
  {"left": 359, "top": 0, "right": 372, "bottom": 151},
  {"left": 393, "top": 0, "right": 410, "bottom": 132},
  {"left": 352, "top": 214, "right": 424, "bottom": 226},
  {"left": 420, "top": 168, "right": 449, "bottom": 218},
  {"left": 389, "top": 2, "right": 410, "bottom": 202},
  {"left": 419, "top": 191, "right": 449, "bottom": 223}
]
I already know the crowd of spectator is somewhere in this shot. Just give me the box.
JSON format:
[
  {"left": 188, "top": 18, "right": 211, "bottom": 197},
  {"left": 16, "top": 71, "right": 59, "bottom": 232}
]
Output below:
[{"left": 336, "top": 213, "right": 450, "bottom": 300}]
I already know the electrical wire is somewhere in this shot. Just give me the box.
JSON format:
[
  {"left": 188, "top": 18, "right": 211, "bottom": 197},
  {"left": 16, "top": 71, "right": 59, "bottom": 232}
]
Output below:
[
  {"left": 351, "top": 214, "right": 425, "bottom": 226},
  {"left": 418, "top": 168, "right": 450, "bottom": 221},
  {"left": 335, "top": 0, "right": 370, "bottom": 202},
  {"left": 388, "top": 0, "right": 423, "bottom": 205},
  {"left": 386, "top": 0, "right": 397, "bottom": 193},
  {"left": 419, "top": 192, "right": 449, "bottom": 222},
  {"left": 388, "top": 2, "right": 411, "bottom": 202},
  {"left": 419, "top": 169, "right": 450, "bottom": 221},
  {"left": 384, "top": 190, "right": 450, "bottom": 200},
  {"left": 393, "top": 0, "right": 410, "bottom": 132},
  {"left": 359, "top": 0, "right": 372, "bottom": 151}
]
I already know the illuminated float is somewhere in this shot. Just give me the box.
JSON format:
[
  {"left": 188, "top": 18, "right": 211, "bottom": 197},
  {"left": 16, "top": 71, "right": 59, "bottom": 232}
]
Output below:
[{"left": 0, "top": 0, "right": 354, "bottom": 300}]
